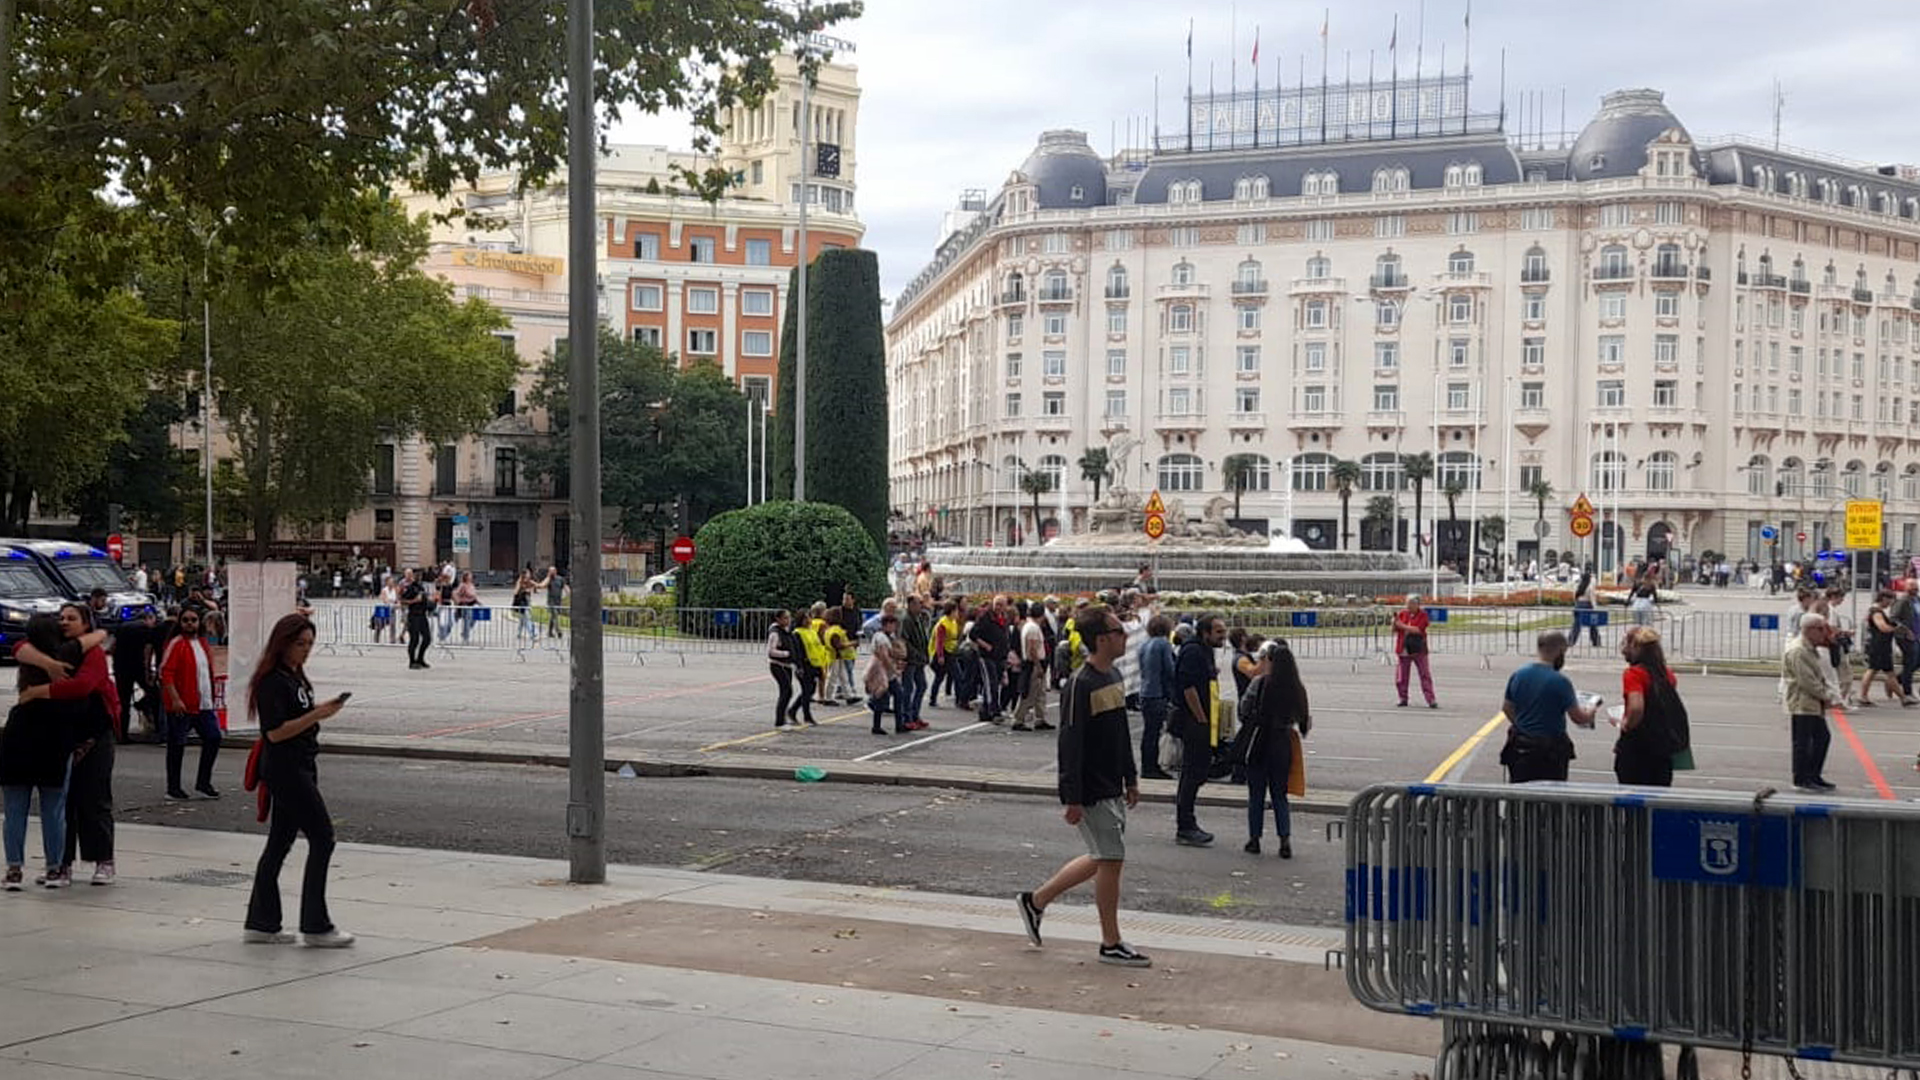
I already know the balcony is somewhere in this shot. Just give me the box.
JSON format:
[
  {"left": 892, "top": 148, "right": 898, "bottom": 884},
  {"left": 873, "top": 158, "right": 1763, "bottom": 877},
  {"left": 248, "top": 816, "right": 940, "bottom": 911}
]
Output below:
[
  {"left": 440, "top": 479, "right": 557, "bottom": 503},
  {"left": 1289, "top": 276, "right": 1344, "bottom": 294},
  {"left": 1157, "top": 282, "right": 1210, "bottom": 298},
  {"left": 1853, "top": 287, "right": 1877, "bottom": 305},
  {"left": 1593, "top": 264, "right": 1636, "bottom": 281},
  {"left": 1753, "top": 274, "right": 1788, "bottom": 290},
  {"left": 1695, "top": 266, "right": 1711, "bottom": 281},
  {"left": 997, "top": 289, "right": 1027, "bottom": 307},
  {"left": 1154, "top": 412, "right": 1206, "bottom": 432},
  {"left": 1520, "top": 267, "right": 1551, "bottom": 284},
  {"left": 1104, "top": 284, "right": 1131, "bottom": 299},
  {"left": 1287, "top": 410, "right": 1341, "bottom": 430},
  {"left": 1036, "top": 411, "right": 1073, "bottom": 431},
  {"left": 1789, "top": 279, "right": 1811, "bottom": 295},
  {"left": 1650, "top": 262, "right": 1688, "bottom": 280},
  {"left": 1366, "top": 410, "right": 1406, "bottom": 428},
  {"left": 1231, "top": 279, "right": 1270, "bottom": 295},
  {"left": 1369, "top": 272, "right": 1411, "bottom": 291},
  {"left": 1099, "top": 414, "right": 1131, "bottom": 433},
  {"left": 1036, "top": 286, "right": 1075, "bottom": 306},
  {"left": 1228, "top": 411, "right": 1268, "bottom": 430},
  {"left": 1435, "top": 270, "right": 1493, "bottom": 288}
]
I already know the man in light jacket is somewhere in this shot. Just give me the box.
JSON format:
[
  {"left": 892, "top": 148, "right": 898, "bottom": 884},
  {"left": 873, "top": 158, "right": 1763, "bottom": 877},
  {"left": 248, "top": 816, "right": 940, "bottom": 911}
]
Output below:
[{"left": 1782, "top": 614, "right": 1839, "bottom": 793}]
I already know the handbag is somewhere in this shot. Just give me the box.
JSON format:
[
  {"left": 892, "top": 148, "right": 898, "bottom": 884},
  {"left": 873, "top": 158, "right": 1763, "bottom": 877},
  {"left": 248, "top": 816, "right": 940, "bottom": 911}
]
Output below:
[
  {"left": 1403, "top": 629, "right": 1427, "bottom": 655},
  {"left": 1286, "top": 728, "right": 1307, "bottom": 796}
]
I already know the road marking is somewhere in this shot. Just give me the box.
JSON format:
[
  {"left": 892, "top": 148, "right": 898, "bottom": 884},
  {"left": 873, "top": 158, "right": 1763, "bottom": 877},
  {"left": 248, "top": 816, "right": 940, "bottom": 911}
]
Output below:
[
  {"left": 412, "top": 675, "right": 763, "bottom": 739},
  {"left": 696, "top": 708, "right": 866, "bottom": 752},
  {"left": 1829, "top": 707, "right": 1897, "bottom": 800},
  {"left": 1425, "top": 713, "right": 1508, "bottom": 783},
  {"left": 850, "top": 721, "right": 992, "bottom": 762}
]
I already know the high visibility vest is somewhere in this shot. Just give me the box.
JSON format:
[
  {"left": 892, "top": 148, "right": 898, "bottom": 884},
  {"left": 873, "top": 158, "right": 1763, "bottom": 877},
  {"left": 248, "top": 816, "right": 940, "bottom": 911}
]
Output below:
[
  {"left": 1066, "top": 624, "right": 1086, "bottom": 670},
  {"left": 824, "top": 623, "right": 855, "bottom": 661},
  {"left": 796, "top": 623, "right": 831, "bottom": 669},
  {"left": 933, "top": 616, "right": 960, "bottom": 659}
]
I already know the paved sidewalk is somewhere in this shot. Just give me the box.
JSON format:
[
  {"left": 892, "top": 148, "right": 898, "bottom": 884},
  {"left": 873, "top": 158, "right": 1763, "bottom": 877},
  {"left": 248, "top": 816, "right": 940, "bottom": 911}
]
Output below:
[{"left": 0, "top": 822, "right": 1428, "bottom": 1080}]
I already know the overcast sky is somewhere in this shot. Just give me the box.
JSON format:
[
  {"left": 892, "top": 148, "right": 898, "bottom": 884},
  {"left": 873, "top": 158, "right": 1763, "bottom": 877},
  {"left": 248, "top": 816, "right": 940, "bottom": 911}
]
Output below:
[{"left": 612, "top": 0, "right": 1920, "bottom": 301}]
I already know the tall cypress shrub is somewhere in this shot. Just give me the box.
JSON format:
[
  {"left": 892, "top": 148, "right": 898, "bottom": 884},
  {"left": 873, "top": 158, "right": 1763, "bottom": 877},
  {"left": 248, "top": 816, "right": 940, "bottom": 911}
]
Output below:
[{"left": 772, "top": 249, "right": 889, "bottom": 553}]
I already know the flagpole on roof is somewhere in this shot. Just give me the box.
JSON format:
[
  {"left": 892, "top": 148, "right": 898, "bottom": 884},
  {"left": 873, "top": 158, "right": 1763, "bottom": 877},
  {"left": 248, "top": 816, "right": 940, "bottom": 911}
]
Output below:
[
  {"left": 1389, "top": 13, "right": 1399, "bottom": 139},
  {"left": 1318, "top": 8, "right": 1329, "bottom": 143},
  {"left": 1367, "top": 49, "right": 1375, "bottom": 142},
  {"left": 1414, "top": 0, "right": 1425, "bottom": 137},
  {"left": 1252, "top": 27, "right": 1261, "bottom": 147},
  {"left": 1185, "top": 18, "right": 1194, "bottom": 153},
  {"left": 1343, "top": 50, "right": 1352, "bottom": 140},
  {"left": 1462, "top": 0, "right": 1472, "bottom": 135},
  {"left": 1230, "top": 2, "right": 1238, "bottom": 146},
  {"left": 1208, "top": 61, "right": 1216, "bottom": 151}
]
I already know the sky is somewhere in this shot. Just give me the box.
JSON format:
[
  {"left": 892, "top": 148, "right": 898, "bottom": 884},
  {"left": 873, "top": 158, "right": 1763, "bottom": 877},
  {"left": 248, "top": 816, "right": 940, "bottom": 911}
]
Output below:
[{"left": 611, "top": 0, "right": 1920, "bottom": 302}]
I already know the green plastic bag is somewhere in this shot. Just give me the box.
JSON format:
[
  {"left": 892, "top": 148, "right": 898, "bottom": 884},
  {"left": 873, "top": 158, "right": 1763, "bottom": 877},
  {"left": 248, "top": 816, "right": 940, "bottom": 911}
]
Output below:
[{"left": 794, "top": 766, "right": 827, "bottom": 783}]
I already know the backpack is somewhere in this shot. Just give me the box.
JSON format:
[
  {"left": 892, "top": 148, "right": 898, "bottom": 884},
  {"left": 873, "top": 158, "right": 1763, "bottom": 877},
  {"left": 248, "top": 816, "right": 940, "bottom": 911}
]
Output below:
[{"left": 1625, "top": 668, "right": 1690, "bottom": 757}]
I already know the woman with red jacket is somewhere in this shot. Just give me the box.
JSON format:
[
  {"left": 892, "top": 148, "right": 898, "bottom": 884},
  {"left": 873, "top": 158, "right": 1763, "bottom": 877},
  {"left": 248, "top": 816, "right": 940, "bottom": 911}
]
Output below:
[{"left": 14, "top": 604, "right": 119, "bottom": 887}]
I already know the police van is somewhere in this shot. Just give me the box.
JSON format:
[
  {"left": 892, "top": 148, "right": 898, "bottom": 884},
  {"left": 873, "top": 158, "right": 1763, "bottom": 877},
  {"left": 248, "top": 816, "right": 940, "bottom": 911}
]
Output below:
[
  {"left": 0, "top": 547, "right": 68, "bottom": 655},
  {"left": 0, "top": 540, "right": 157, "bottom": 631}
]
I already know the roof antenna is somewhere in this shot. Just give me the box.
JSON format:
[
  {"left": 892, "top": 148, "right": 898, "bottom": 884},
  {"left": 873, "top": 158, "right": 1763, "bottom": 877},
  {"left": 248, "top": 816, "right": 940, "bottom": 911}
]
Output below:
[{"left": 1772, "top": 77, "right": 1785, "bottom": 151}]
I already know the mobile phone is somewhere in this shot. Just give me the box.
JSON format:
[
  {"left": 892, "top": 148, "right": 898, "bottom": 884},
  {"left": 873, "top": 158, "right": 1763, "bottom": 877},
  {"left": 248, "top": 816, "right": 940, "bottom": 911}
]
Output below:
[{"left": 334, "top": 692, "right": 353, "bottom": 704}]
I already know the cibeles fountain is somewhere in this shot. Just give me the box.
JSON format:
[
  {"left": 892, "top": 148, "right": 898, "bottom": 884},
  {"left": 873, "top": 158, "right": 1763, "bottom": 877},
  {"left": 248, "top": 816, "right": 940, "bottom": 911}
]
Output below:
[{"left": 928, "top": 438, "right": 1454, "bottom": 598}]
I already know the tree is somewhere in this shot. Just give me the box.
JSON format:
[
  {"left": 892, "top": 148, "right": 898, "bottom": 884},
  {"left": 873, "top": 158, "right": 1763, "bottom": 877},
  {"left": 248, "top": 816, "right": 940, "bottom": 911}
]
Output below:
[
  {"left": 1529, "top": 478, "right": 1555, "bottom": 524},
  {"left": 1478, "top": 515, "right": 1506, "bottom": 574},
  {"left": 657, "top": 360, "right": 749, "bottom": 532},
  {"left": 1442, "top": 481, "right": 1465, "bottom": 523},
  {"left": 771, "top": 250, "right": 889, "bottom": 553},
  {"left": 686, "top": 501, "right": 885, "bottom": 613},
  {"left": 69, "top": 392, "right": 200, "bottom": 536},
  {"left": 1403, "top": 452, "right": 1435, "bottom": 559},
  {"left": 1331, "top": 458, "right": 1362, "bottom": 550},
  {"left": 211, "top": 207, "right": 516, "bottom": 557},
  {"left": 1018, "top": 465, "right": 1054, "bottom": 545},
  {"left": 1077, "top": 447, "right": 1111, "bottom": 502},
  {"left": 1363, "top": 495, "right": 1397, "bottom": 551},
  {"left": 1221, "top": 453, "right": 1263, "bottom": 519}
]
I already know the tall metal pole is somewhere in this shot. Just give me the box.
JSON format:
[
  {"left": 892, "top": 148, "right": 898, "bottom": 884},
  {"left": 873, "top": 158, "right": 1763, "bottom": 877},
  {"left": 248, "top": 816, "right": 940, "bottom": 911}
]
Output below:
[
  {"left": 758, "top": 398, "right": 768, "bottom": 503},
  {"left": 745, "top": 391, "right": 754, "bottom": 503},
  {"left": 565, "top": 0, "right": 606, "bottom": 885},
  {"left": 1501, "top": 375, "right": 1513, "bottom": 582},
  {"left": 202, "top": 297, "right": 214, "bottom": 571},
  {"left": 793, "top": 12, "right": 812, "bottom": 502}
]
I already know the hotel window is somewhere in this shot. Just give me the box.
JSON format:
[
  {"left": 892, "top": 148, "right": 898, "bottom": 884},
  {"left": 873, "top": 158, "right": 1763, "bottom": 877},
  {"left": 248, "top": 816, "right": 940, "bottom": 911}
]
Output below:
[
  {"left": 1522, "top": 338, "right": 1545, "bottom": 367},
  {"left": 1235, "top": 388, "right": 1260, "bottom": 413},
  {"left": 1449, "top": 339, "right": 1471, "bottom": 368},
  {"left": 1375, "top": 215, "right": 1406, "bottom": 239},
  {"left": 741, "top": 289, "right": 774, "bottom": 316},
  {"left": 1167, "top": 387, "right": 1192, "bottom": 413},
  {"left": 1654, "top": 380, "right": 1679, "bottom": 407},
  {"left": 1106, "top": 349, "right": 1126, "bottom": 377},
  {"left": 1237, "top": 223, "right": 1267, "bottom": 245},
  {"left": 688, "top": 236, "right": 716, "bottom": 262},
  {"left": 687, "top": 287, "right": 719, "bottom": 314},
  {"left": 632, "top": 283, "right": 663, "bottom": 311},
  {"left": 632, "top": 326, "right": 662, "bottom": 348},
  {"left": 745, "top": 239, "right": 773, "bottom": 265},
  {"left": 1042, "top": 392, "right": 1065, "bottom": 416},
  {"left": 1107, "top": 308, "right": 1127, "bottom": 335},
  {"left": 742, "top": 330, "right": 773, "bottom": 357},
  {"left": 1600, "top": 204, "right": 1633, "bottom": 228},
  {"left": 1654, "top": 202, "right": 1684, "bottom": 226},
  {"left": 1853, "top": 394, "right": 1865, "bottom": 420},
  {"left": 1169, "top": 346, "right": 1191, "bottom": 375},
  {"left": 1306, "top": 300, "right": 1329, "bottom": 328},
  {"left": 1237, "top": 345, "right": 1261, "bottom": 373},
  {"left": 1374, "top": 341, "right": 1400, "bottom": 369},
  {"left": 1169, "top": 305, "right": 1193, "bottom": 333},
  {"left": 1043, "top": 312, "right": 1067, "bottom": 336},
  {"left": 1446, "top": 382, "right": 1470, "bottom": 410},
  {"left": 1521, "top": 207, "right": 1555, "bottom": 231},
  {"left": 1373, "top": 384, "right": 1399, "bottom": 411},
  {"left": 1304, "top": 342, "right": 1327, "bottom": 372},
  {"left": 1448, "top": 250, "right": 1476, "bottom": 273},
  {"left": 1789, "top": 345, "right": 1804, "bottom": 374},
  {"left": 1600, "top": 293, "right": 1627, "bottom": 321},
  {"left": 1237, "top": 305, "right": 1261, "bottom": 331},
  {"left": 1788, "top": 389, "right": 1803, "bottom": 415},
  {"left": 1104, "top": 230, "right": 1134, "bottom": 251},
  {"left": 1007, "top": 313, "right": 1023, "bottom": 341},
  {"left": 1446, "top": 212, "right": 1479, "bottom": 235},
  {"left": 1302, "top": 385, "right": 1328, "bottom": 412},
  {"left": 1106, "top": 390, "right": 1127, "bottom": 416},
  {"left": 1375, "top": 300, "right": 1400, "bottom": 328},
  {"left": 1006, "top": 353, "right": 1022, "bottom": 378},
  {"left": 1520, "top": 382, "right": 1544, "bottom": 409},
  {"left": 1171, "top": 226, "right": 1200, "bottom": 248},
  {"left": 1042, "top": 350, "right": 1066, "bottom": 377},
  {"left": 1654, "top": 291, "right": 1679, "bottom": 318},
  {"left": 1598, "top": 335, "right": 1626, "bottom": 364},
  {"left": 687, "top": 328, "right": 717, "bottom": 354},
  {"left": 1305, "top": 219, "right": 1335, "bottom": 241},
  {"left": 1654, "top": 335, "right": 1679, "bottom": 365},
  {"left": 1004, "top": 393, "right": 1022, "bottom": 418},
  {"left": 1448, "top": 294, "right": 1473, "bottom": 324},
  {"left": 1171, "top": 262, "right": 1195, "bottom": 286},
  {"left": 1598, "top": 379, "right": 1626, "bottom": 407},
  {"left": 1042, "top": 233, "right": 1070, "bottom": 254},
  {"left": 635, "top": 233, "right": 660, "bottom": 260}
]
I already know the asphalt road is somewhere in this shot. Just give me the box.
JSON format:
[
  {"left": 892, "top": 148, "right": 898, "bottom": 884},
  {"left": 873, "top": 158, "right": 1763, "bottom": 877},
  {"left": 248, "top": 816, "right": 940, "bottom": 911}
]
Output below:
[{"left": 109, "top": 746, "right": 1349, "bottom": 929}]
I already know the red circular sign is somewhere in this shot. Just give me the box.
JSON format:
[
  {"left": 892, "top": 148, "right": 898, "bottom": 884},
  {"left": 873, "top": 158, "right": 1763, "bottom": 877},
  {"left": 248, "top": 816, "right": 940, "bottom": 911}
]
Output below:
[
  {"left": 1143, "top": 513, "right": 1166, "bottom": 540},
  {"left": 671, "top": 536, "right": 696, "bottom": 564},
  {"left": 106, "top": 534, "right": 125, "bottom": 563},
  {"left": 1796, "top": 532, "right": 1808, "bottom": 543}
]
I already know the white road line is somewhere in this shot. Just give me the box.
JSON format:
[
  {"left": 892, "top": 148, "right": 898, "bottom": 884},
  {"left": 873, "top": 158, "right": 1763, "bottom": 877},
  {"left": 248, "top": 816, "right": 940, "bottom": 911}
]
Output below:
[{"left": 851, "top": 721, "right": 992, "bottom": 762}]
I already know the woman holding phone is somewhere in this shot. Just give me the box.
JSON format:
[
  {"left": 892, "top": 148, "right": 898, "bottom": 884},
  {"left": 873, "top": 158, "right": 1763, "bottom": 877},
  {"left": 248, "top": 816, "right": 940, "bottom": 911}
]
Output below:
[{"left": 243, "top": 613, "right": 354, "bottom": 947}]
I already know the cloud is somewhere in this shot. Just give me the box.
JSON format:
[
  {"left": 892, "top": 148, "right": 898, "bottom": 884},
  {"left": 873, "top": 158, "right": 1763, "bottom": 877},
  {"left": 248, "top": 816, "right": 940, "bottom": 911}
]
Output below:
[{"left": 610, "top": 0, "right": 1920, "bottom": 299}]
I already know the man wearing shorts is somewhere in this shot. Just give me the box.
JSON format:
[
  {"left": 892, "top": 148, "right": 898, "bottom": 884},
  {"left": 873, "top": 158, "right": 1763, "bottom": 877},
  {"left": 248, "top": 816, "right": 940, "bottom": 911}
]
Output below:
[{"left": 1015, "top": 604, "right": 1149, "bottom": 967}]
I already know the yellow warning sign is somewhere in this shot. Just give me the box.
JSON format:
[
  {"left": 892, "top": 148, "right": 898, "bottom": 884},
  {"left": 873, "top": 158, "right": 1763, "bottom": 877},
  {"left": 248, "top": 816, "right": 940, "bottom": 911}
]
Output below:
[
  {"left": 1846, "top": 500, "right": 1883, "bottom": 549},
  {"left": 1571, "top": 493, "right": 1595, "bottom": 516},
  {"left": 1144, "top": 490, "right": 1166, "bottom": 516}
]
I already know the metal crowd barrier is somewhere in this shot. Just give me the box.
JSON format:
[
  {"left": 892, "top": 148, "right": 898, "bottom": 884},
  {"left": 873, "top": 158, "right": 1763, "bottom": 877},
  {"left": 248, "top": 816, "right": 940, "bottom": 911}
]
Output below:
[
  {"left": 310, "top": 603, "right": 783, "bottom": 663},
  {"left": 1345, "top": 782, "right": 1920, "bottom": 1075}
]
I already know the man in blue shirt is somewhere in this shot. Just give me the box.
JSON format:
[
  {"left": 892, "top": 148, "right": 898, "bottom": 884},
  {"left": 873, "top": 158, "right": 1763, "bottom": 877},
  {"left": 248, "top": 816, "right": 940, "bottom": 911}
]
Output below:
[
  {"left": 1135, "top": 615, "right": 1176, "bottom": 780},
  {"left": 1499, "top": 631, "right": 1598, "bottom": 783}
]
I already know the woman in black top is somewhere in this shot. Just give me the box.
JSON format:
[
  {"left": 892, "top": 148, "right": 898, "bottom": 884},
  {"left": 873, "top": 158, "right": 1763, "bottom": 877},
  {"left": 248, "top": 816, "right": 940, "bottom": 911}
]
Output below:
[
  {"left": 243, "top": 614, "right": 354, "bottom": 947},
  {"left": 2, "top": 615, "right": 82, "bottom": 889},
  {"left": 1240, "top": 640, "right": 1310, "bottom": 860}
]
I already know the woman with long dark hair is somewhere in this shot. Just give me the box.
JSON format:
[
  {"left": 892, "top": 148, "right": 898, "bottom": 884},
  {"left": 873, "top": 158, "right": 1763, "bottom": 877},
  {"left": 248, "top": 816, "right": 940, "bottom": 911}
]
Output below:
[
  {"left": 1614, "top": 626, "right": 1688, "bottom": 787},
  {"left": 1239, "top": 639, "right": 1310, "bottom": 859},
  {"left": 243, "top": 613, "right": 354, "bottom": 947},
  {"left": 13, "top": 603, "right": 118, "bottom": 886},
  {"left": 3, "top": 615, "right": 82, "bottom": 890}
]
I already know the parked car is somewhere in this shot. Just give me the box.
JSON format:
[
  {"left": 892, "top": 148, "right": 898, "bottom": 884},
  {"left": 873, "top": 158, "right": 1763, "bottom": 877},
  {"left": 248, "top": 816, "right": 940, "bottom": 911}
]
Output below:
[
  {"left": 0, "top": 539, "right": 157, "bottom": 631},
  {"left": 0, "top": 548, "right": 69, "bottom": 657},
  {"left": 640, "top": 571, "right": 677, "bottom": 595}
]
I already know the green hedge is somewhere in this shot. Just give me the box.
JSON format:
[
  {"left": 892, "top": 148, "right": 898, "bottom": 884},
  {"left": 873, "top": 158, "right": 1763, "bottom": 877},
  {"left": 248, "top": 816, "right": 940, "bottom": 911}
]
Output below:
[{"left": 684, "top": 500, "right": 888, "bottom": 613}]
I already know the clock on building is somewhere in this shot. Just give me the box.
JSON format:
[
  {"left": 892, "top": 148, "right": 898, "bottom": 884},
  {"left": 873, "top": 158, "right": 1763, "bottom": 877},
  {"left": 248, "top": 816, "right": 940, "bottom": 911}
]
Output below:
[{"left": 815, "top": 143, "right": 841, "bottom": 179}]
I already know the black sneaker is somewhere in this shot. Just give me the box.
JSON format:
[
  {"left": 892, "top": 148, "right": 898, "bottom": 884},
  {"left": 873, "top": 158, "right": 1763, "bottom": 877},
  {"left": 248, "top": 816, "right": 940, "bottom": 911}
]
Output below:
[
  {"left": 1140, "top": 768, "right": 1173, "bottom": 781},
  {"left": 1098, "top": 942, "right": 1152, "bottom": 968},
  {"left": 1033, "top": 721, "right": 1055, "bottom": 731},
  {"left": 165, "top": 789, "right": 192, "bottom": 801},
  {"left": 1175, "top": 828, "right": 1214, "bottom": 847},
  {"left": 1243, "top": 838, "right": 1260, "bottom": 854},
  {"left": 1278, "top": 838, "right": 1293, "bottom": 860},
  {"left": 196, "top": 784, "right": 221, "bottom": 800},
  {"left": 1015, "top": 891, "right": 1043, "bottom": 947},
  {"left": 1810, "top": 779, "right": 1838, "bottom": 792}
]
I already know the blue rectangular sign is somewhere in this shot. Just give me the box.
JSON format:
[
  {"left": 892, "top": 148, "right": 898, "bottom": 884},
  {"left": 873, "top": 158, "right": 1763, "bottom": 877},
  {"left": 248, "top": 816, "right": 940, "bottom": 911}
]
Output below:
[
  {"left": 1424, "top": 607, "right": 1449, "bottom": 623},
  {"left": 1575, "top": 609, "right": 1609, "bottom": 628},
  {"left": 1290, "top": 611, "right": 1319, "bottom": 628},
  {"left": 1650, "top": 810, "right": 1795, "bottom": 889},
  {"left": 713, "top": 609, "right": 742, "bottom": 628},
  {"left": 1749, "top": 614, "right": 1780, "bottom": 631}
]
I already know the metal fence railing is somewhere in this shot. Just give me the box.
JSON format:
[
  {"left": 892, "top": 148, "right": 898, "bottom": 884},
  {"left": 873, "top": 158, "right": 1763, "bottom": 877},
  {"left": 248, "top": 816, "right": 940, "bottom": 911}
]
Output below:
[{"left": 312, "top": 603, "right": 786, "bottom": 663}]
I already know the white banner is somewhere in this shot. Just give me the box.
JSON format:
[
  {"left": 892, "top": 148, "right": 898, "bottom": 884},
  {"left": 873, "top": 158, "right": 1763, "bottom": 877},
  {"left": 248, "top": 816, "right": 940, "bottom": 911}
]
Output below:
[{"left": 223, "top": 561, "right": 299, "bottom": 734}]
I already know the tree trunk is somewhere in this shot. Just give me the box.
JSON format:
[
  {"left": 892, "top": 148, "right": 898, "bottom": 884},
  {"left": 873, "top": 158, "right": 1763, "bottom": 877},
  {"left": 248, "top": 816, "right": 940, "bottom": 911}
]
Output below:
[
  {"left": 1030, "top": 494, "right": 1042, "bottom": 544},
  {"left": 1340, "top": 493, "right": 1351, "bottom": 550},
  {"left": 1232, "top": 484, "right": 1242, "bottom": 519},
  {"left": 1413, "top": 485, "right": 1425, "bottom": 558},
  {"left": 244, "top": 423, "right": 275, "bottom": 562}
]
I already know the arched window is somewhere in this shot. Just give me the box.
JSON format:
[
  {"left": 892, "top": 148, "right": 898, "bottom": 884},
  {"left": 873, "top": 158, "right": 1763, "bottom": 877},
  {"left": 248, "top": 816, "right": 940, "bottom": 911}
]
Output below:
[
  {"left": 1001, "top": 455, "right": 1024, "bottom": 490},
  {"left": 1600, "top": 244, "right": 1631, "bottom": 276},
  {"left": 1158, "top": 453, "right": 1204, "bottom": 492},
  {"left": 1304, "top": 255, "right": 1330, "bottom": 279},
  {"left": 1106, "top": 265, "right": 1128, "bottom": 297},
  {"left": 1252, "top": 175, "right": 1270, "bottom": 199},
  {"left": 1171, "top": 261, "right": 1194, "bottom": 286},
  {"left": 1745, "top": 455, "right": 1771, "bottom": 496},
  {"left": 1841, "top": 460, "right": 1866, "bottom": 498},
  {"left": 1591, "top": 451, "right": 1627, "bottom": 492},
  {"left": 1038, "top": 454, "right": 1068, "bottom": 491},
  {"left": 1041, "top": 269, "right": 1069, "bottom": 300},
  {"left": 1371, "top": 168, "right": 1395, "bottom": 194},
  {"left": 1231, "top": 455, "right": 1273, "bottom": 492},
  {"left": 1778, "top": 457, "right": 1804, "bottom": 497},
  {"left": 1654, "top": 243, "right": 1682, "bottom": 276},
  {"left": 1875, "top": 462, "right": 1895, "bottom": 502},
  {"left": 1811, "top": 458, "right": 1834, "bottom": 497},
  {"left": 1823, "top": 261, "right": 1837, "bottom": 286},
  {"left": 1291, "top": 453, "right": 1334, "bottom": 492},
  {"left": 1438, "top": 451, "right": 1481, "bottom": 490},
  {"left": 1005, "top": 271, "right": 1025, "bottom": 300},
  {"left": 1168, "top": 304, "right": 1194, "bottom": 333},
  {"left": 1361, "top": 452, "right": 1403, "bottom": 491},
  {"left": 1903, "top": 464, "right": 1920, "bottom": 502},
  {"left": 1238, "top": 259, "right": 1265, "bottom": 287},
  {"left": 1448, "top": 250, "right": 1476, "bottom": 274},
  {"left": 1645, "top": 451, "right": 1677, "bottom": 492},
  {"left": 1444, "top": 164, "right": 1464, "bottom": 187},
  {"left": 1463, "top": 163, "right": 1483, "bottom": 186},
  {"left": 1375, "top": 254, "right": 1403, "bottom": 287}
]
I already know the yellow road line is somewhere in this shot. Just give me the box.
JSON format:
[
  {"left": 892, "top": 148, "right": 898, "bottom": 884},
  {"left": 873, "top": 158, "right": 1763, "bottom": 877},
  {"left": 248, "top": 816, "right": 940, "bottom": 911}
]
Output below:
[
  {"left": 697, "top": 708, "right": 867, "bottom": 753},
  {"left": 1424, "top": 712, "right": 1508, "bottom": 783}
]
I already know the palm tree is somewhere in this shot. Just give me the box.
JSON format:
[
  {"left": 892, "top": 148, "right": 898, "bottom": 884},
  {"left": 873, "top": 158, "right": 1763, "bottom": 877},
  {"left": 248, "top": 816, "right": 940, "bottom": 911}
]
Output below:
[
  {"left": 1363, "top": 495, "right": 1397, "bottom": 550},
  {"left": 1528, "top": 479, "right": 1555, "bottom": 526},
  {"left": 1440, "top": 481, "right": 1465, "bottom": 566},
  {"left": 1403, "top": 452, "right": 1434, "bottom": 559},
  {"left": 1077, "top": 447, "right": 1111, "bottom": 502},
  {"left": 1479, "top": 514, "right": 1506, "bottom": 575},
  {"left": 1331, "top": 458, "right": 1363, "bottom": 550},
  {"left": 1220, "top": 453, "right": 1263, "bottom": 519},
  {"left": 1018, "top": 467, "right": 1054, "bottom": 545}
]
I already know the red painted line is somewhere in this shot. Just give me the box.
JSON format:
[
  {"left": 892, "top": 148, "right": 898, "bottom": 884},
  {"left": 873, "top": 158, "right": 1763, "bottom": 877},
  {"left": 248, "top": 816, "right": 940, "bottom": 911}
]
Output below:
[
  {"left": 410, "top": 675, "right": 763, "bottom": 739},
  {"left": 1829, "top": 707, "right": 1897, "bottom": 801}
]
